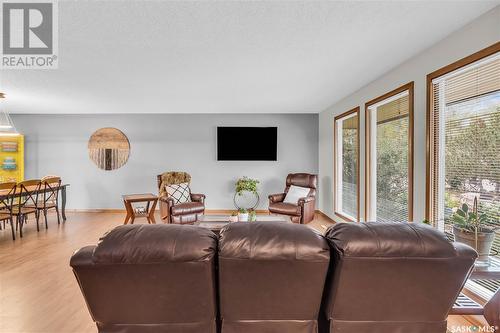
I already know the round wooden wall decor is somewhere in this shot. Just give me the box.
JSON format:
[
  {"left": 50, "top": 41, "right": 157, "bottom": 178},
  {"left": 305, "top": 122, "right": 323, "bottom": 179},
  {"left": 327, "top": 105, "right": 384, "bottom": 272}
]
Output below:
[{"left": 88, "top": 128, "right": 130, "bottom": 170}]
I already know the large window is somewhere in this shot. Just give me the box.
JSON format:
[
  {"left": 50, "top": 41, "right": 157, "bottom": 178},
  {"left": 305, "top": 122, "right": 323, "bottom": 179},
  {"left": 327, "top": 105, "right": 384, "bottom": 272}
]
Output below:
[
  {"left": 427, "top": 44, "right": 499, "bottom": 295},
  {"left": 365, "top": 83, "right": 414, "bottom": 223},
  {"left": 334, "top": 107, "right": 359, "bottom": 221}
]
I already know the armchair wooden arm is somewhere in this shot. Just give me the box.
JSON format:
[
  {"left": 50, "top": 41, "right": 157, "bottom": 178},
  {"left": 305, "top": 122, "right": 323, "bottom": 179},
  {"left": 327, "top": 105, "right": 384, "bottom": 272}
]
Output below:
[
  {"left": 159, "top": 196, "right": 174, "bottom": 222},
  {"left": 159, "top": 195, "right": 175, "bottom": 205},
  {"left": 190, "top": 193, "right": 205, "bottom": 204}
]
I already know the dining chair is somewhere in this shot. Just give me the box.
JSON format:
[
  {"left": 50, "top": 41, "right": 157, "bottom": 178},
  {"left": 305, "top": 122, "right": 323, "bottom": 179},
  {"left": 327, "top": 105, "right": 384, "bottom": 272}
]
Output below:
[
  {"left": 37, "top": 176, "right": 62, "bottom": 228},
  {"left": 0, "top": 182, "right": 16, "bottom": 240},
  {"left": 14, "top": 179, "right": 41, "bottom": 237}
]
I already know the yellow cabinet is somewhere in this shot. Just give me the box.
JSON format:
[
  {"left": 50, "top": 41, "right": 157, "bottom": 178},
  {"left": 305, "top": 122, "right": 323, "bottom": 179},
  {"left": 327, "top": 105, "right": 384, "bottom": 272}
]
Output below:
[{"left": 0, "top": 135, "right": 24, "bottom": 182}]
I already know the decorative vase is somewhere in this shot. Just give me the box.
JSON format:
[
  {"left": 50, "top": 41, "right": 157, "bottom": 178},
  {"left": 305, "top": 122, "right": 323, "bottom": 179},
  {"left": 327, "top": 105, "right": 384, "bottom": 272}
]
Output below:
[
  {"left": 229, "top": 215, "right": 238, "bottom": 223},
  {"left": 453, "top": 225, "right": 495, "bottom": 267},
  {"left": 238, "top": 213, "right": 249, "bottom": 222}
]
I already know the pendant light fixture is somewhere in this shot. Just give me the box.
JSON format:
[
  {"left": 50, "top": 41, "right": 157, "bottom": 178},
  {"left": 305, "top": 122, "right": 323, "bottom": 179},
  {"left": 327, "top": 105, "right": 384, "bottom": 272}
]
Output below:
[{"left": 0, "top": 93, "right": 19, "bottom": 136}]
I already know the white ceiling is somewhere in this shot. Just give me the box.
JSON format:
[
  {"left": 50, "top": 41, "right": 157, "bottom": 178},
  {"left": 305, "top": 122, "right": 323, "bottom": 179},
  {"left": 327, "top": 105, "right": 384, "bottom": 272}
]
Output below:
[{"left": 1, "top": 1, "right": 498, "bottom": 114}]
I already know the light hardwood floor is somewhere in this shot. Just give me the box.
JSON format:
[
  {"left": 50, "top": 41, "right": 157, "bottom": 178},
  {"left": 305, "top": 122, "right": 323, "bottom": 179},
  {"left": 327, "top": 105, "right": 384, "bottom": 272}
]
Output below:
[{"left": 0, "top": 211, "right": 483, "bottom": 332}]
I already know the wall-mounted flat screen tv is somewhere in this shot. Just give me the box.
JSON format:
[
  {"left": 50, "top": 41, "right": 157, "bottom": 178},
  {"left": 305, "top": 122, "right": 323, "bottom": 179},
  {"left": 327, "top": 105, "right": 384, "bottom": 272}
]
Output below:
[{"left": 217, "top": 127, "right": 277, "bottom": 161}]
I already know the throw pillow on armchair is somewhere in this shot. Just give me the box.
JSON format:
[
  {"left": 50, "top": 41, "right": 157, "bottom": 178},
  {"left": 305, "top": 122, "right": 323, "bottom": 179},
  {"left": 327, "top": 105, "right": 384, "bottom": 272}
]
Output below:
[
  {"left": 165, "top": 182, "right": 192, "bottom": 204},
  {"left": 283, "top": 185, "right": 310, "bottom": 204}
]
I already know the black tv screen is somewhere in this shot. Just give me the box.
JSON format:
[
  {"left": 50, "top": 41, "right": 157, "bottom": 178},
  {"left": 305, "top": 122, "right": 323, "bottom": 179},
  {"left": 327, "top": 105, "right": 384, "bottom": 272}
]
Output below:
[{"left": 217, "top": 127, "right": 277, "bottom": 161}]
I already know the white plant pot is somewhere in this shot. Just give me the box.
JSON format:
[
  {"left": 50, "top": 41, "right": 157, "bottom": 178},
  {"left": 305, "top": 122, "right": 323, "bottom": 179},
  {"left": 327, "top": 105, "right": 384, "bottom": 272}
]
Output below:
[{"left": 238, "top": 213, "right": 249, "bottom": 222}]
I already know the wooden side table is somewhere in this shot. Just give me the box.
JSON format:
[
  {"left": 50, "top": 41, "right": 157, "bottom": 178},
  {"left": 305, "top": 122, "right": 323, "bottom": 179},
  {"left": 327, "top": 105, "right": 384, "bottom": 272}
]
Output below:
[{"left": 122, "top": 193, "right": 158, "bottom": 225}]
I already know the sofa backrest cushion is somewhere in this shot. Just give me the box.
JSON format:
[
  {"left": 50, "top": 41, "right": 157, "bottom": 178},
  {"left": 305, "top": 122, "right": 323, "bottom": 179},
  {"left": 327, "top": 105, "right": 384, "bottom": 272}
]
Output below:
[
  {"left": 70, "top": 224, "right": 218, "bottom": 333},
  {"left": 219, "top": 221, "right": 329, "bottom": 261},
  {"left": 93, "top": 224, "right": 217, "bottom": 264},
  {"left": 327, "top": 221, "right": 460, "bottom": 258},
  {"left": 218, "top": 222, "right": 330, "bottom": 333}
]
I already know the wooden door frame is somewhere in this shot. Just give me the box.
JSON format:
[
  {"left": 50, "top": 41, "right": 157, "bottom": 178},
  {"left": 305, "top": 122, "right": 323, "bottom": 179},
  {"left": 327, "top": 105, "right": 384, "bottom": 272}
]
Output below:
[
  {"left": 333, "top": 107, "right": 360, "bottom": 222},
  {"left": 425, "top": 42, "right": 500, "bottom": 221},
  {"left": 364, "top": 82, "right": 414, "bottom": 222}
]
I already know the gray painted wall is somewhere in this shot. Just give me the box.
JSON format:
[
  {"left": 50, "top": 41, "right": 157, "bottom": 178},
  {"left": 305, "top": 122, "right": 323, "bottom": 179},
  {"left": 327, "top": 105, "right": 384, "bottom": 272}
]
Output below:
[
  {"left": 12, "top": 114, "right": 318, "bottom": 210},
  {"left": 318, "top": 7, "right": 500, "bottom": 223}
]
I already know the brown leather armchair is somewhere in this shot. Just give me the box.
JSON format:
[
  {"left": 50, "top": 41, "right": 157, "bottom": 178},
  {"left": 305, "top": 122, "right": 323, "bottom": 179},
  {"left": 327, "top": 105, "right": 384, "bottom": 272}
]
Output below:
[
  {"left": 322, "top": 222, "right": 477, "bottom": 333},
  {"left": 70, "top": 224, "right": 218, "bottom": 333},
  {"left": 157, "top": 171, "right": 205, "bottom": 224},
  {"left": 268, "top": 173, "right": 317, "bottom": 224}
]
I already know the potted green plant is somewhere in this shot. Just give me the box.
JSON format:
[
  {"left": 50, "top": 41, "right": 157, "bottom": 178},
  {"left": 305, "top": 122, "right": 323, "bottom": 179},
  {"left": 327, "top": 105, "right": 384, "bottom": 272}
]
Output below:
[
  {"left": 229, "top": 211, "right": 238, "bottom": 223},
  {"left": 238, "top": 208, "right": 249, "bottom": 222},
  {"left": 234, "top": 176, "right": 260, "bottom": 211},
  {"left": 452, "top": 197, "right": 496, "bottom": 266},
  {"left": 235, "top": 177, "right": 259, "bottom": 195}
]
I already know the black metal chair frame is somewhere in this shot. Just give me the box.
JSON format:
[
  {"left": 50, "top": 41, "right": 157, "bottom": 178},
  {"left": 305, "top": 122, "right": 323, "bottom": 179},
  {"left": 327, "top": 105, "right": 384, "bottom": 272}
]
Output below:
[
  {"left": 36, "top": 177, "right": 62, "bottom": 228},
  {"left": 0, "top": 182, "right": 17, "bottom": 240},
  {"left": 15, "top": 180, "right": 41, "bottom": 237}
]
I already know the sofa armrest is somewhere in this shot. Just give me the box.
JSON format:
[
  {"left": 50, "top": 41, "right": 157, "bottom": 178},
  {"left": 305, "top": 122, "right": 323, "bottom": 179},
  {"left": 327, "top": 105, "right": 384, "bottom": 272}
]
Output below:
[
  {"left": 453, "top": 241, "right": 479, "bottom": 260},
  {"left": 70, "top": 246, "right": 96, "bottom": 268},
  {"left": 191, "top": 193, "right": 206, "bottom": 204},
  {"left": 298, "top": 197, "right": 315, "bottom": 224},
  {"left": 269, "top": 193, "right": 286, "bottom": 203}
]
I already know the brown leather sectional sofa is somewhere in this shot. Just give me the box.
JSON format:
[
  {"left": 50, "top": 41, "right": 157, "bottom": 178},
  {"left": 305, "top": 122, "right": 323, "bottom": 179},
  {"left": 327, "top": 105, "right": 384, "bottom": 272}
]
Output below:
[{"left": 71, "top": 222, "right": 477, "bottom": 333}]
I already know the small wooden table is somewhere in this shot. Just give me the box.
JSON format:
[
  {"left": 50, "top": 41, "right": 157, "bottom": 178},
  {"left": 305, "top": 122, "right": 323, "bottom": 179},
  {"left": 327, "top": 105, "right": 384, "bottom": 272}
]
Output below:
[{"left": 122, "top": 193, "right": 158, "bottom": 225}]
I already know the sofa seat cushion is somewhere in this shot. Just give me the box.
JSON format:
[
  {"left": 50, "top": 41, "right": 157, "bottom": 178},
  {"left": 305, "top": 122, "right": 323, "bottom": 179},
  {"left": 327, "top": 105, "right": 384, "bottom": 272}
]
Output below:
[
  {"left": 268, "top": 202, "right": 301, "bottom": 216},
  {"left": 93, "top": 224, "right": 217, "bottom": 264},
  {"left": 171, "top": 201, "right": 205, "bottom": 216}
]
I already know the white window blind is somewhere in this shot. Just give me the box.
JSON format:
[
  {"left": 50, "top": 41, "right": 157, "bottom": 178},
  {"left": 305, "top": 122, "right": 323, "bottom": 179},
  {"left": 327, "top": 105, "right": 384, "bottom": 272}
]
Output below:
[
  {"left": 429, "top": 52, "right": 500, "bottom": 294},
  {"left": 366, "top": 88, "right": 412, "bottom": 223}
]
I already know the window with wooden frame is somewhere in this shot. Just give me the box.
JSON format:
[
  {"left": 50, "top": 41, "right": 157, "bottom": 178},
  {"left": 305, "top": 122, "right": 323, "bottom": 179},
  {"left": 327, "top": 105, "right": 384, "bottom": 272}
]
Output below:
[
  {"left": 365, "top": 82, "right": 414, "bottom": 223},
  {"left": 426, "top": 43, "right": 500, "bottom": 296},
  {"left": 334, "top": 107, "right": 360, "bottom": 222}
]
